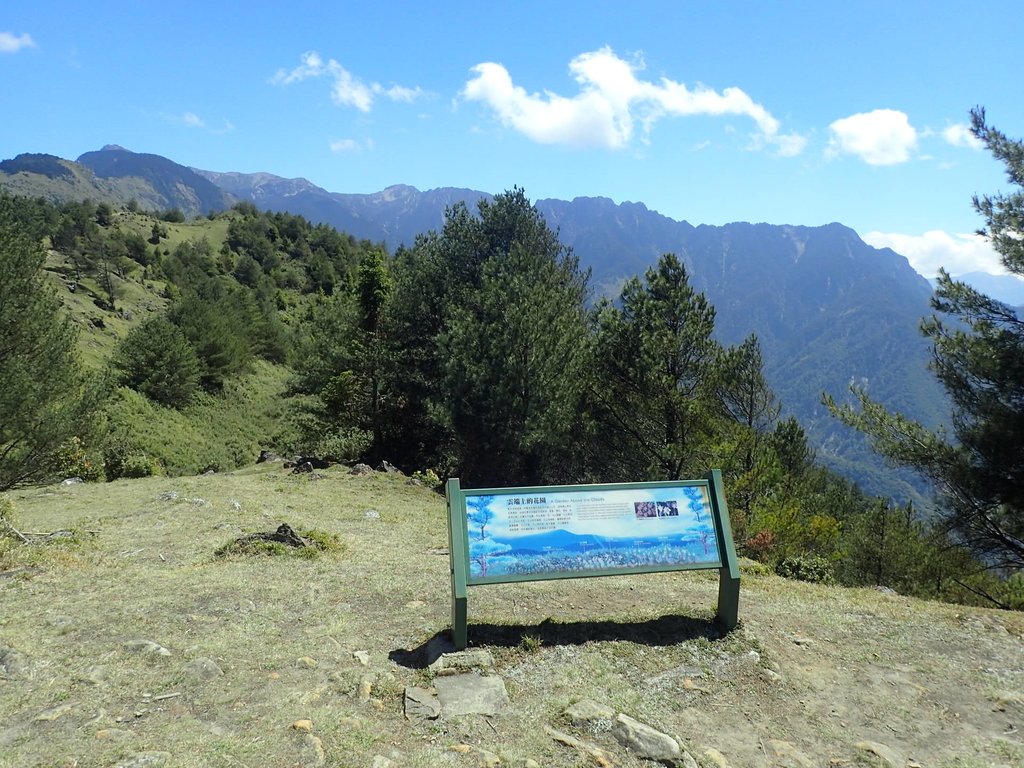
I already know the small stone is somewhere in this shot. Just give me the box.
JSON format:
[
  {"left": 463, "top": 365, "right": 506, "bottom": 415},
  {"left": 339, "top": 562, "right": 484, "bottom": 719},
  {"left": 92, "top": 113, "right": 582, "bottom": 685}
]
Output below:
[
  {"left": 0, "top": 646, "right": 27, "bottom": 678},
  {"left": 35, "top": 703, "right": 75, "bottom": 722},
  {"left": 611, "top": 713, "right": 680, "bottom": 762},
  {"left": 296, "top": 734, "right": 325, "bottom": 767},
  {"left": 297, "top": 656, "right": 318, "bottom": 669},
  {"left": 430, "top": 648, "right": 496, "bottom": 673},
  {"left": 451, "top": 744, "right": 472, "bottom": 754},
  {"left": 792, "top": 636, "right": 813, "bottom": 647},
  {"left": 114, "top": 753, "right": 171, "bottom": 768},
  {"left": 476, "top": 748, "right": 501, "bottom": 767},
  {"left": 372, "top": 757, "right": 393, "bottom": 768},
  {"left": 61, "top": 477, "right": 84, "bottom": 485},
  {"left": 522, "top": 761, "right": 541, "bottom": 768},
  {"left": 353, "top": 650, "right": 371, "bottom": 666},
  {"left": 95, "top": 728, "right": 134, "bottom": 741},
  {"left": 364, "top": 509, "right": 381, "bottom": 520},
  {"left": 268, "top": 672, "right": 281, "bottom": 680},
  {"left": 564, "top": 699, "right": 616, "bottom": 723},
  {"left": 405, "top": 600, "right": 426, "bottom": 609},
  {"left": 404, "top": 686, "right": 442, "bottom": 720},
  {"left": 350, "top": 464, "right": 373, "bottom": 475},
  {"left": 125, "top": 640, "right": 171, "bottom": 657},
  {"left": 81, "top": 665, "right": 108, "bottom": 685},
  {"left": 854, "top": 741, "right": 902, "bottom": 768},
  {"left": 760, "top": 668, "right": 783, "bottom": 683},
  {"left": 291, "top": 719, "right": 314, "bottom": 732},
  {"left": 183, "top": 657, "right": 223, "bottom": 681},
  {"left": 435, "top": 672, "right": 509, "bottom": 716},
  {"left": 703, "top": 748, "right": 732, "bottom": 768},
  {"left": 358, "top": 677, "right": 373, "bottom": 702},
  {"left": 766, "top": 739, "right": 815, "bottom": 768}
]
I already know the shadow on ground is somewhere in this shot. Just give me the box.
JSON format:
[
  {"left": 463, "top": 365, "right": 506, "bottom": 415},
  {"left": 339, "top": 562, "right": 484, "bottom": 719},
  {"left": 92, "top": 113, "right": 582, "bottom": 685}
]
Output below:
[{"left": 389, "top": 613, "right": 726, "bottom": 669}]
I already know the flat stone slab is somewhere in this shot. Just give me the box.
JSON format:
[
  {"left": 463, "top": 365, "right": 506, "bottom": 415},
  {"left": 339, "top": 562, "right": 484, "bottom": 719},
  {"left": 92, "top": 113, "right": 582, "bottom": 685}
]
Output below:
[{"left": 434, "top": 672, "right": 509, "bottom": 716}]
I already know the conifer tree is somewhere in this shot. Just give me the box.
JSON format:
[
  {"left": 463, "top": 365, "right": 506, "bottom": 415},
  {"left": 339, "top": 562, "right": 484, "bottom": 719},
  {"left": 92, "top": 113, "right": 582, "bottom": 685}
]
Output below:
[
  {"left": 0, "top": 203, "right": 103, "bottom": 489},
  {"left": 828, "top": 108, "right": 1024, "bottom": 569}
]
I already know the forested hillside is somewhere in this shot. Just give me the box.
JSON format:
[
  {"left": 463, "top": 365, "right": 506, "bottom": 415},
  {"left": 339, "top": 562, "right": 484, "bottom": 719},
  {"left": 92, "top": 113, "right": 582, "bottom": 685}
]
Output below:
[{"left": 1, "top": 187, "right": 1020, "bottom": 608}]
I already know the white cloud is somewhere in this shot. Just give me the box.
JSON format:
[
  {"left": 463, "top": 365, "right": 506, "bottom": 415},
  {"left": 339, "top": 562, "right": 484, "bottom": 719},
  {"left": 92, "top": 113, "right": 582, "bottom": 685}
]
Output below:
[
  {"left": 862, "top": 229, "right": 1004, "bottom": 278},
  {"left": 0, "top": 31, "right": 35, "bottom": 53},
  {"left": 461, "top": 46, "right": 805, "bottom": 154},
  {"left": 272, "top": 52, "right": 423, "bottom": 112},
  {"left": 183, "top": 112, "right": 205, "bottom": 128},
  {"left": 330, "top": 138, "right": 372, "bottom": 153},
  {"left": 942, "top": 123, "right": 983, "bottom": 150},
  {"left": 827, "top": 109, "right": 918, "bottom": 165}
]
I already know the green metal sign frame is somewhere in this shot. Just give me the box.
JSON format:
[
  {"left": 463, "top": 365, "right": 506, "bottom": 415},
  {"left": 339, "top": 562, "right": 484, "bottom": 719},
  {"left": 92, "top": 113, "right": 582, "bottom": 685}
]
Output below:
[{"left": 446, "top": 470, "right": 740, "bottom": 649}]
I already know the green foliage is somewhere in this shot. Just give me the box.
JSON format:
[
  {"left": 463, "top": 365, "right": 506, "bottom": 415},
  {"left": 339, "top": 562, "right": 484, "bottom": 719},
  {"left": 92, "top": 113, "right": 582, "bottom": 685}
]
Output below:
[
  {"left": 591, "top": 253, "right": 725, "bottom": 480},
  {"left": 827, "top": 108, "right": 1024, "bottom": 570},
  {"left": 110, "top": 315, "right": 201, "bottom": 408},
  {"left": 214, "top": 528, "right": 344, "bottom": 559},
  {"left": 53, "top": 436, "right": 105, "bottom": 482},
  {"left": 0, "top": 200, "right": 106, "bottom": 490},
  {"left": 775, "top": 554, "right": 835, "bottom": 584}
]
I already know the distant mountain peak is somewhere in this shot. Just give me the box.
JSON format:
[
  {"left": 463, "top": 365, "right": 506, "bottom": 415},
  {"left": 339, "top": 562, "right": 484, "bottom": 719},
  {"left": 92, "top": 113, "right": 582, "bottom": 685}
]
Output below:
[{"left": 100, "top": 144, "right": 129, "bottom": 152}]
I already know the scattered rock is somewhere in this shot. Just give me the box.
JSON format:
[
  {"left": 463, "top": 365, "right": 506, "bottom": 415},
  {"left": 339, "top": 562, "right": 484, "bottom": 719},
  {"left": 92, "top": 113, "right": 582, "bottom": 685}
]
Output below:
[
  {"left": 405, "top": 599, "right": 426, "bottom": 609},
  {"left": 124, "top": 640, "right": 171, "bottom": 657},
  {"left": 377, "top": 460, "right": 403, "bottom": 474},
  {"left": 434, "top": 672, "right": 510, "bottom": 716},
  {"left": 60, "top": 477, "right": 83, "bottom": 485},
  {"left": 228, "top": 499, "right": 242, "bottom": 511},
  {"left": 291, "top": 719, "right": 314, "bottom": 732},
  {"left": 34, "top": 703, "right": 75, "bottom": 722},
  {"left": 299, "top": 734, "right": 326, "bottom": 766},
  {"left": 766, "top": 739, "right": 815, "bottom": 768},
  {"left": 430, "top": 648, "right": 496, "bottom": 673},
  {"left": 545, "top": 726, "right": 616, "bottom": 766},
  {"left": 372, "top": 757, "right": 394, "bottom": 768},
  {"left": 297, "top": 656, "right": 318, "bottom": 669},
  {"left": 257, "top": 450, "right": 282, "bottom": 463},
  {"left": 156, "top": 491, "right": 178, "bottom": 502},
  {"left": 182, "top": 657, "right": 223, "bottom": 681},
  {"left": 353, "top": 650, "right": 371, "bottom": 666},
  {"left": 358, "top": 677, "right": 374, "bottom": 702},
  {"left": 703, "top": 748, "right": 732, "bottom": 768},
  {"left": 563, "top": 699, "right": 616, "bottom": 724},
  {"left": 0, "top": 645, "right": 27, "bottom": 678},
  {"left": 404, "top": 686, "right": 442, "bottom": 720},
  {"left": 81, "top": 665, "right": 108, "bottom": 685},
  {"left": 350, "top": 464, "right": 374, "bottom": 475},
  {"left": 114, "top": 752, "right": 171, "bottom": 768},
  {"left": 95, "top": 728, "right": 134, "bottom": 741},
  {"left": 760, "top": 668, "right": 783, "bottom": 683},
  {"left": 854, "top": 741, "right": 903, "bottom": 768},
  {"left": 364, "top": 509, "right": 381, "bottom": 520},
  {"left": 475, "top": 747, "right": 501, "bottom": 767},
  {"left": 611, "top": 713, "right": 681, "bottom": 762}
]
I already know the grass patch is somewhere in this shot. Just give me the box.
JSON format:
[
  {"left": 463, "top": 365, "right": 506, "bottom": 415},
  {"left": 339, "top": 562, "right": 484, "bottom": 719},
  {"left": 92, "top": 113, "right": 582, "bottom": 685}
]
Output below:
[{"left": 214, "top": 526, "right": 345, "bottom": 560}]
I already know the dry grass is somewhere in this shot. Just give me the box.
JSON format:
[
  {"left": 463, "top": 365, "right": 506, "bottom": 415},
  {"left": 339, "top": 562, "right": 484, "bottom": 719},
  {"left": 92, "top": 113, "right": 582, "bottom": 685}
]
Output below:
[{"left": 2, "top": 466, "right": 1022, "bottom": 768}]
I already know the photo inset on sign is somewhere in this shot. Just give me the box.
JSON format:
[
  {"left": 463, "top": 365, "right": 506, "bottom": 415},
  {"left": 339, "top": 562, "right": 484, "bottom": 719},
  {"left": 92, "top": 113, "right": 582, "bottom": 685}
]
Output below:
[{"left": 465, "top": 484, "right": 719, "bottom": 579}]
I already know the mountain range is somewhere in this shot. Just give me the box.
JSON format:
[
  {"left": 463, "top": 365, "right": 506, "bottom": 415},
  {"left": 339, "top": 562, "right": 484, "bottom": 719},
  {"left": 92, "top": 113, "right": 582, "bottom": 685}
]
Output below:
[{"left": 1, "top": 146, "right": 959, "bottom": 501}]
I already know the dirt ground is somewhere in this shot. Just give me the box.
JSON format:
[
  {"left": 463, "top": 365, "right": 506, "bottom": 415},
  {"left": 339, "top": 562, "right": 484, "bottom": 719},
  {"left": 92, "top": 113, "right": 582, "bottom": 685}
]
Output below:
[{"left": 1, "top": 468, "right": 1022, "bottom": 768}]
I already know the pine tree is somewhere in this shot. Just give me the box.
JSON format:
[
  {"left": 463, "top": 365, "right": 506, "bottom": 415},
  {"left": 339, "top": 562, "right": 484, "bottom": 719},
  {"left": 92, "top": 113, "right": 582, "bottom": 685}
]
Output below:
[
  {"left": 591, "top": 253, "right": 724, "bottom": 480},
  {"left": 0, "top": 203, "right": 103, "bottom": 489},
  {"left": 828, "top": 108, "right": 1024, "bottom": 569}
]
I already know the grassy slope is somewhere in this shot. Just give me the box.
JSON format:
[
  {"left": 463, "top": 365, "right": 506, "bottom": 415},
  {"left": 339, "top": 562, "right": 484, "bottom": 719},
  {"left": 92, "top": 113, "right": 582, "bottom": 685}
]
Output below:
[{"left": 2, "top": 467, "right": 1022, "bottom": 768}]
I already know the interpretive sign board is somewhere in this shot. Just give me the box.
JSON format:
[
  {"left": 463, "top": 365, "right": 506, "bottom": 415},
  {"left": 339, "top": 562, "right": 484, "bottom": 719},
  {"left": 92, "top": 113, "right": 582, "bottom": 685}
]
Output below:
[{"left": 446, "top": 470, "right": 740, "bottom": 649}]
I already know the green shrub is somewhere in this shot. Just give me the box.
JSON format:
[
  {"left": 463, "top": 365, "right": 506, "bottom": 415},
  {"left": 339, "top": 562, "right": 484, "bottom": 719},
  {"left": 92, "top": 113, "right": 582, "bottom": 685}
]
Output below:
[
  {"left": 775, "top": 554, "right": 835, "bottom": 584},
  {"left": 53, "top": 437, "right": 105, "bottom": 482}
]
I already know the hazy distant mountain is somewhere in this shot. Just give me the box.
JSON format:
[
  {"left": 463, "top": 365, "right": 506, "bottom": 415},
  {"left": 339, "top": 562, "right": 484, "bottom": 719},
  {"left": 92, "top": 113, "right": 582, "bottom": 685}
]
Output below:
[
  {"left": 943, "top": 271, "right": 1024, "bottom": 308},
  {"left": 76, "top": 146, "right": 234, "bottom": 216},
  {"left": 0, "top": 147, "right": 952, "bottom": 500},
  {"left": 0, "top": 147, "right": 235, "bottom": 217}
]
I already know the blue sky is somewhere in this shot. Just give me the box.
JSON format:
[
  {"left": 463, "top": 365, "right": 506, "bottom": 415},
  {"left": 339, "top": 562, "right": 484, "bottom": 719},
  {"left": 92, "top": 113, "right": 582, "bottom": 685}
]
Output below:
[{"left": 3, "top": 1, "right": 1022, "bottom": 278}]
